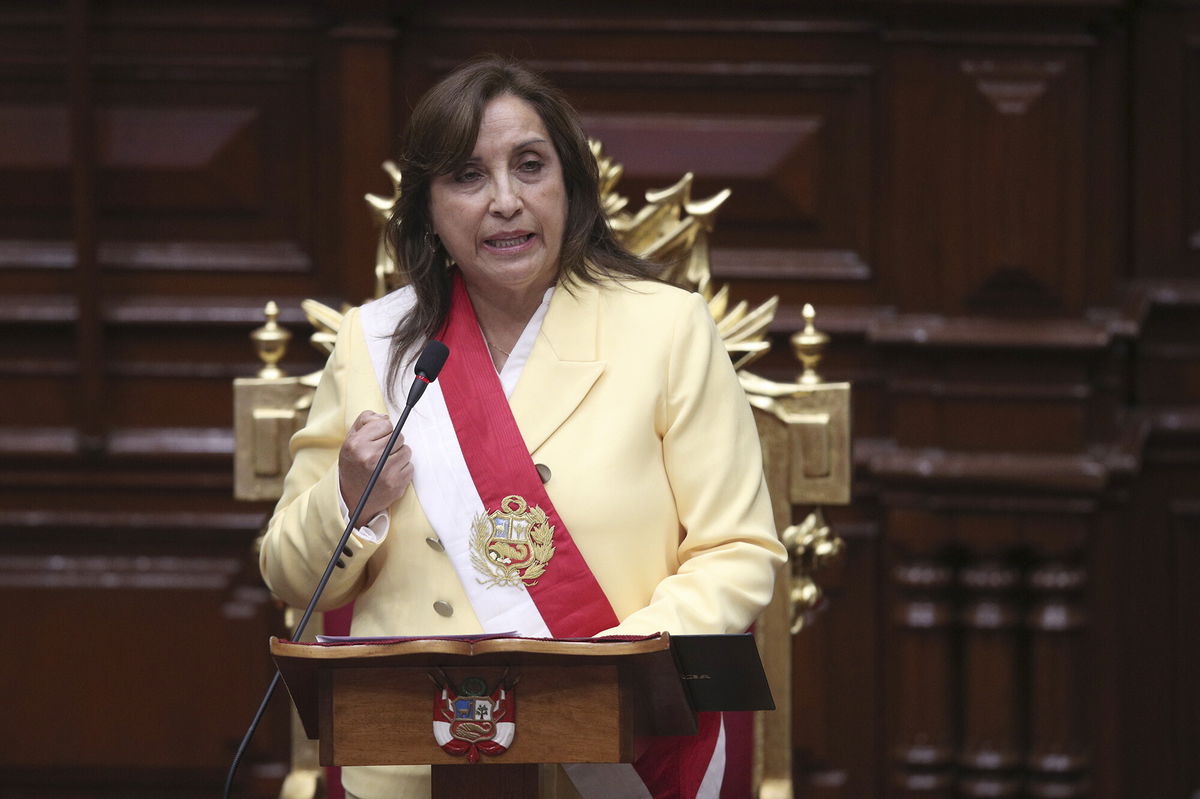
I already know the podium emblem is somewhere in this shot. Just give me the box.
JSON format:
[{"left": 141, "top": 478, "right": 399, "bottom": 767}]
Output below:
[
  {"left": 470, "top": 494, "right": 555, "bottom": 588},
  {"left": 433, "top": 675, "right": 516, "bottom": 762}
]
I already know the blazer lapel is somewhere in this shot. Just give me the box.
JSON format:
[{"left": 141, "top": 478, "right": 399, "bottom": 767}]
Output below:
[{"left": 510, "top": 280, "right": 605, "bottom": 455}]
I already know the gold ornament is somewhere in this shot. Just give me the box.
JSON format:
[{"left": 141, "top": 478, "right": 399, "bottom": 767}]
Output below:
[{"left": 470, "top": 495, "right": 556, "bottom": 589}]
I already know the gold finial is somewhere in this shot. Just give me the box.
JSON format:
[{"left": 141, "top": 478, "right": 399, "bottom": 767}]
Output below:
[
  {"left": 791, "top": 303, "right": 830, "bottom": 385},
  {"left": 251, "top": 301, "right": 291, "bottom": 379}
]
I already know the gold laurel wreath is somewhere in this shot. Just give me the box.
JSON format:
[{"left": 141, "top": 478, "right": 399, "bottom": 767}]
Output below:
[{"left": 469, "top": 499, "right": 556, "bottom": 589}]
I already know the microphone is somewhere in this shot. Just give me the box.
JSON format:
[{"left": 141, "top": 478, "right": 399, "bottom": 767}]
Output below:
[
  {"left": 406, "top": 338, "right": 449, "bottom": 407},
  {"left": 223, "top": 338, "right": 450, "bottom": 798}
]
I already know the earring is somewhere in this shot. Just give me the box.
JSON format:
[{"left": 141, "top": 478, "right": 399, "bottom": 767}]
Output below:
[{"left": 424, "top": 230, "right": 439, "bottom": 254}]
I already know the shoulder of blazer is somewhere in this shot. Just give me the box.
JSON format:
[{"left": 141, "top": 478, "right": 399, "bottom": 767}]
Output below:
[{"left": 543, "top": 277, "right": 698, "bottom": 347}]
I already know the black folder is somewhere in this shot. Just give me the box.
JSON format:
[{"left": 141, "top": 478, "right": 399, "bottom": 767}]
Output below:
[{"left": 670, "top": 633, "right": 775, "bottom": 712}]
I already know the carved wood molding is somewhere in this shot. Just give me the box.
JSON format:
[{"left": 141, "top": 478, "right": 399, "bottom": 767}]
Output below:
[
  {"left": 713, "top": 248, "right": 871, "bottom": 282},
  {"left": 1132, "top": 277, "right": 1200, "bottom": 307},
  {"left": 869, "top": 446, "right": 1109, "bottom": 491},
  {"left": 0, "top": 508, "right": 264, "bottom": 533},
  {"left": 888, "top": 377, "right": 1091, "bottom": 401},
  {"left": 0, "top": 552, "right": 243, "bottom": 590},
  {"left": 867, "top": 314, "right": 1116, "bottom": 350},
  {"left": 0, "top": 239, "right": 312, "bottom": 273},
  {"left": 0, "top": 240, "right": 74, "bottom": 270},
  {"left": 103, "top": 295, "right": 330, "bottom": 325},
  {"left": 489, "top": 59, "right": 874, "bottom": 90},
  {"left": 0, "top": 293, "right": 331, "bottom": 328},
  {"left": 961, "top": 58, "right": 1067, "bottom": 116},
  {"left": 884, "top": 29, "right": 1099, "bottom": 48},
  {"left": 75, "top": 5, "right": 320, "bottom": 30},
  {"left": 887, "top": 509, "right": 1093, "bottom": 796},
  {"left": 861, "top": 424, "right": 1145, "bottom": 492},
  {"left": 418, "top": 14, "right": 878, "bottom": 36},
  {"left": 0, "top": 425, "right": 235, "bottom": 458},
  {"left": 0, "top": 294, "right": 74, "bottom": 322},
  {"left": 94, "top": 53, "right": 315, "bottom": 82},
  {"left": 767, "top": 306, "right": 1140, "bottom": 348}
]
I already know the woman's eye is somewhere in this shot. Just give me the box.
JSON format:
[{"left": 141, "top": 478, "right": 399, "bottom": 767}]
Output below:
[
  {"left": 518, "top": 159, "right": 544, "bottom": 173},
  {"left": 455, "top": 169, "right": 483, "bottom": 183}
]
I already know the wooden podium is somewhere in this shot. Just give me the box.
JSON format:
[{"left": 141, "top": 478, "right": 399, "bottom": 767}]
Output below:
[{"left": 271, "top": 632, "right": 772, "bottom": 798}]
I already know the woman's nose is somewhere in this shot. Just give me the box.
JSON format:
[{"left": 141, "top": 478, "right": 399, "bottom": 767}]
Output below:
[{"left": 489, "top": 175, "right": 522, "bottom": 217}]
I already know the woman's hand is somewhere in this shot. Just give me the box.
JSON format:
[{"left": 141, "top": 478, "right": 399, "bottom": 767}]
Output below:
[{"left": 338, "top": 411, "right": 413, "bottom": 522}]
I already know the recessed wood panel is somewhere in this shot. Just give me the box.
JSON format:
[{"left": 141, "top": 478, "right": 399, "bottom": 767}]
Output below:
[
  {"left": 1135, "top": 9, "right": 1200, "bottom": 279},
  {"left": 573, "top": 70, "right": 874, "bottom": 288},
  {"left": 885, "top": 44, "right": 1093, "bottom": 314},
  {"left": 891, "top": 396, "right": 1088, "bottom": 452},
  {"left": 1188, "top": 39, "right": 1200, "bottom": 266},
  {"left": 92, "top": 65, "right": 316, "bottom": 258},
  {"left": 0, "top": 376, "right": 77, "bottom": 427},
  {"left": 791, "top": 514, "right": 881, "bottom": 799},
  {"left": 97, "top": 105, "right": 264, "bottom": 212},
  {"left": 0, "top": 544, "right": 286, "bottom": 770},
  {"left": 1173, "top": 501, "right": 1200, "bottom": 799},
  {"left": 0, "top": 5, "right": 71, "bottom": 235}
]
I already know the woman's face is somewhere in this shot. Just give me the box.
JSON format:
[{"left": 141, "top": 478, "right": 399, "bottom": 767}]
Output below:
[{"left": 429, "top": 94, "right": 567, "bottom": 301}]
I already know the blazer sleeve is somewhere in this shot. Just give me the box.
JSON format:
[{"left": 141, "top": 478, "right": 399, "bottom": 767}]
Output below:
[
  {"left": 601, "top": 291, "right": 787, "bottom": 636},
  {"left": 258, "top": 306, "right": 385, "bottom": 611}
]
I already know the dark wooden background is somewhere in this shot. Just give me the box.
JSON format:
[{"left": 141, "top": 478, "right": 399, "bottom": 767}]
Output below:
[{"left": 1, "top": 1, "right": 1196, "bottom": 797}]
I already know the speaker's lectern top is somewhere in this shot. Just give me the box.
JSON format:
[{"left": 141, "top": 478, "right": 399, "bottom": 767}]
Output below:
[{"left": 270, "top": 632, "right": 772, "bottom": 770}]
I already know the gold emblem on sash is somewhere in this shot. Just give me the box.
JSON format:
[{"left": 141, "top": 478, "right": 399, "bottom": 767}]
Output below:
[{"left": 470, "top": 495, "right": 556, "bottom": 589}]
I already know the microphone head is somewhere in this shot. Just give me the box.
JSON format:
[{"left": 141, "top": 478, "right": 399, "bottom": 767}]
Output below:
[{"left": 414, "top": 339, "right": 449, "bottom": 381}]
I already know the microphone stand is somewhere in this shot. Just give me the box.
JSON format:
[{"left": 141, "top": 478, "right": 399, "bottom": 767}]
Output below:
[{"left": 223, "top": 342, "right": 446, "bottom": 798}]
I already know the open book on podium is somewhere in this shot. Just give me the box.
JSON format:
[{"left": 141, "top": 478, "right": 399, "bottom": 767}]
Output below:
[{"left": 270, "top": 631, "right": 772, "bottom": 793}]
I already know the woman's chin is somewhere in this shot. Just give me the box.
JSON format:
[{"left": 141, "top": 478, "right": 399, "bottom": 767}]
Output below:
[{"left": 461, "top": 258, "right": 559, "bottom": 299}]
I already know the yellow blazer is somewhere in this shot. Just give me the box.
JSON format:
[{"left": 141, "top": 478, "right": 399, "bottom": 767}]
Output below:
[{"left": 260, "top": 277, "right": 786, "bottom": 639}]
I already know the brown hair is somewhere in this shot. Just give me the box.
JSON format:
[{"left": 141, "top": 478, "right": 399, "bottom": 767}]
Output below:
[{"left": 382, "top": 54, "right": 655, "bottom": 398}]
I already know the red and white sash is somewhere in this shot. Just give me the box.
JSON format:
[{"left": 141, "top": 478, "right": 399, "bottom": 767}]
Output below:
[
  {"left": 358, "top": 275, "right": 725, "bottom": 799},
  {"left": 434, "top": 273, "right": 621, "bottom": 637}
]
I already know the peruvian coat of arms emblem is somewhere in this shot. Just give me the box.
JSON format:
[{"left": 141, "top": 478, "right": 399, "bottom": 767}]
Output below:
[
  {"left": 432, "top": 675, "right": 516, "bottom": 762},
  {"left": 470, "top": 494, "right": 555, "bottom": 588}
]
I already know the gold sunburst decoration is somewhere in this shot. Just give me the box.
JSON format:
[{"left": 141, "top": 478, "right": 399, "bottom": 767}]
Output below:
[
  {"left": 594, "top": 141, "right": 777, "bottom": 370},
  {"left": 365, "top": 159, "right": 405, "bottom": 300}
]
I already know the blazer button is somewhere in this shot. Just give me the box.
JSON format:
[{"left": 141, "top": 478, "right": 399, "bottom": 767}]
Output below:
[
  {"left": 433, "top": 600, "right": 454, "bottom": 617},
  {"left": 535, "top": 463, "right": 551, "bottom": 484},
  {"left": 425, "top": 536, "right": 445, "bottom": 552}
]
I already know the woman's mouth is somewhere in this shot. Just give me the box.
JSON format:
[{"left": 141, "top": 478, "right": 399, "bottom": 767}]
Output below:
[{"left": 484, "top": 233, "right": 535, "bottom": 250}]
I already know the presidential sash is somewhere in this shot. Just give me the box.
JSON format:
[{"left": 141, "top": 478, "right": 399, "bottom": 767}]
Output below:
[{"left": 435, "top": 273, "right": 619, "bottom": 637}]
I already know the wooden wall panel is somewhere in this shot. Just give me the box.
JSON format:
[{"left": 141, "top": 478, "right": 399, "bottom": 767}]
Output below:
[
  {"left": 0, "top": 7, "right": 71, "bottom": 245},
  {"left": 1135, "top": 6, "right": 1200, "bottom": 279},
  {"left": 0, "top": 2, "right": 371, "bottom": 795},
  {"left": 89, "top": 28, "right": 322, "bottom": 286},
  {"left": 1171, "top": 499, "right": 1200, "bottom": 799},
  {"left": 790, "top": 513, "right": 881, "bottom": 799},
  {"left": 2, "top": 549, "right": 278, "bottom": 768},
  {"left": 884, "top": 37, "right": 1099, "bottom": 314}
]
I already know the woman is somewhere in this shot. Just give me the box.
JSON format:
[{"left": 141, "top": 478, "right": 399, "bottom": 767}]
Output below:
[{"left": 260, "top": 55, "right": 786, "bottom": 799}]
